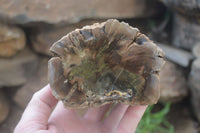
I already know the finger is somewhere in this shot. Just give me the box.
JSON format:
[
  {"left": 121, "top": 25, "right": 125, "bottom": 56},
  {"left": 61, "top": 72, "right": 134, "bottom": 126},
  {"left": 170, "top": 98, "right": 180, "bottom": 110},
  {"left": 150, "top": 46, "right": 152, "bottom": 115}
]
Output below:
[
  {"left": 117, "top": 105, "right": 147, "bottom": 133},
  {"left": 84, "top": 104, "right": 111, "bottom": 122},
  {"left": 15, "top": 84, "right": 58, "bottom": 131},
  {"left": 48, "top": 101, "right": 78, "bottom": 128},
  {"left": 103, "top": 104, "right": 129, "bottom": 130}
]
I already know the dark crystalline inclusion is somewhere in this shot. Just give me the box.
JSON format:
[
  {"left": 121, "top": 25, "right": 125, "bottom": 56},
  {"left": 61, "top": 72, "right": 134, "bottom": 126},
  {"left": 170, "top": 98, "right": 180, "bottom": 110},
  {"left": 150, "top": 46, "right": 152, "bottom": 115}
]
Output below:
[{"left": 48, "top": 19, "right": 165, "bottom": 109}]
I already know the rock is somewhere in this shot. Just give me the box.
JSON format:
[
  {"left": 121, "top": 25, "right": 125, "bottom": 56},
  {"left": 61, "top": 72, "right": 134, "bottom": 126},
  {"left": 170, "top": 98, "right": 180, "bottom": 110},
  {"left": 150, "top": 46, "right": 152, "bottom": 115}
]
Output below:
[
  {"left": 157, "top": 43, "right": 194, "bottom": 67},
  {"left": 172, "top": 13, "right": 200, "bottom": 50},
  {"left": 0, "top": 89, "right": 10, "bottom": 124},
  {"left": 160, "top": 0, "right": 200, "bottom": 50},
  {"left": 0, "top": 23, "right": 26, "bottom": 58},
  {"left": 0, "top": 48, "right": 38, "bottom": 87},
  {"left": 192, "top": 44, "right": 200, "bottom": 58},
  {"left": 160, "top": 0, "right": 200, "bottom": 18},
  {"left": 189, "top": 59, "right": 200, "bottom": 122},
  {"left": 31, "top": 19, "right": 105, "bottom": 55},
  {"left": 14, "top": 58, "right": 49, "bottom": 108},
  {"left": 189, "top": 59, "right": 200, "bottom": 89},
  {"left": 0, "top": 0, "right": 159, "bottom": 24},
  {"left": 0, "top": 103, "right": 23, "bottom": 133},
  {"left": 159, "top": 61, "right": 188, "bottom": 103},
  {"left": 168, "top": 103, "right": 198, "bottom": 133}
]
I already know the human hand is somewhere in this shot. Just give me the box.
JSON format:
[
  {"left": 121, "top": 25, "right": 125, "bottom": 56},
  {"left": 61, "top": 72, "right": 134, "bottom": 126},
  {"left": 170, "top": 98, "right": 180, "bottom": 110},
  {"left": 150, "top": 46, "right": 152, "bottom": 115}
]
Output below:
[{"left": 14, "top": 84, "right": 147, "bottom": 133}]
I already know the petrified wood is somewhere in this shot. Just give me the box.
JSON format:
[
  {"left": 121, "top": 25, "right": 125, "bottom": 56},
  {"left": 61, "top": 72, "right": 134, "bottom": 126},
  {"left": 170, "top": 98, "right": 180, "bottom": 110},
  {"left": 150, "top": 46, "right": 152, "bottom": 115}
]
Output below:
[{"left": 48, "top": 19, "right": 165, "bottom": 109}]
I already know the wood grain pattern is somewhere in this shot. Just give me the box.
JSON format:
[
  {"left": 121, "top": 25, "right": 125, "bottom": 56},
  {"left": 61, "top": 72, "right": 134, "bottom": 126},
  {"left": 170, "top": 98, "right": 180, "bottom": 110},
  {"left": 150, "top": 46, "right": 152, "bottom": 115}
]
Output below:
[{"left": 48, "top": 19, "right": 165, "bottom": 109}]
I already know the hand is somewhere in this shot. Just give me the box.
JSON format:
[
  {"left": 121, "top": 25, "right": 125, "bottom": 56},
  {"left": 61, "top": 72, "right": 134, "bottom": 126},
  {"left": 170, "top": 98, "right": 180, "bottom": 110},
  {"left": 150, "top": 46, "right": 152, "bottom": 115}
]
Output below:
[{"left": 14, "top": 85, "right": 147, "bottom": 133}]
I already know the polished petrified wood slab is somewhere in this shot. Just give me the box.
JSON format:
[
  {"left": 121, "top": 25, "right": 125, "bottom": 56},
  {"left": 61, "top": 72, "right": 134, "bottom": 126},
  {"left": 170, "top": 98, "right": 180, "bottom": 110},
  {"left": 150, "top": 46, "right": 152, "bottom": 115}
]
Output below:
[{"left": 48, "top": 19, "right": 165, "bottom": 109}]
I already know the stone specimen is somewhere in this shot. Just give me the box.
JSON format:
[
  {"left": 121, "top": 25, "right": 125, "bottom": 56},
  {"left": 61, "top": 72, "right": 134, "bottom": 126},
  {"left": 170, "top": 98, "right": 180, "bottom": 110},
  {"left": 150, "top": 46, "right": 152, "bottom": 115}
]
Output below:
[
  {"left": 0, "top": 23, "right": 25, "bottom": 57},
  {"left": 0, "top": 48, "right": 38, "bottom": 87},
  {"left": 48, "top": 19, "right": 165, "bottom": 109},
  {"left": 0, "top": 0, "right": 159, "bottom": 24},
  {"left": 0, "top": 89, "right": 10, "bottom": 124}
]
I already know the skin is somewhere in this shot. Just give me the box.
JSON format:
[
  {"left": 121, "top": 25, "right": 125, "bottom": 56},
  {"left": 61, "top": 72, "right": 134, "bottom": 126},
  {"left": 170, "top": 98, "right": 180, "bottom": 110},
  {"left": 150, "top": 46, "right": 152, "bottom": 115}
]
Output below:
[{"left": 14, "top": 84, "right": 147, "bottom": 133}]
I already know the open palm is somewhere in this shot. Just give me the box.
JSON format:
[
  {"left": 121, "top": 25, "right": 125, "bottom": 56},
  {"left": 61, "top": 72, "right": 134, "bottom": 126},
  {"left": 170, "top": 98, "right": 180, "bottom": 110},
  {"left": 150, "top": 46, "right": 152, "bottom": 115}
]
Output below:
[{"left": 14, "top": 85, "right": 146, "bottom": 133}]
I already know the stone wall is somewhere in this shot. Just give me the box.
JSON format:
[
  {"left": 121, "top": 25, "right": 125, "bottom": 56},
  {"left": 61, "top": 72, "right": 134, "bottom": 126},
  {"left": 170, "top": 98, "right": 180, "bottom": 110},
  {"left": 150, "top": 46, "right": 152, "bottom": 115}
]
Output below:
[{"left": 0, "top": 0, "right": 199, "bottom": 132}]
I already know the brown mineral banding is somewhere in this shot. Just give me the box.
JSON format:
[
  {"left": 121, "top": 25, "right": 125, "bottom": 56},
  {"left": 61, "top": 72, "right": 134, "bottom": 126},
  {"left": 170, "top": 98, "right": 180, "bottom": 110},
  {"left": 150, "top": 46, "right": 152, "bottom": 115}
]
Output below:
[{"left": 48, "top": 19, "right": 165, "bottom": 109}]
